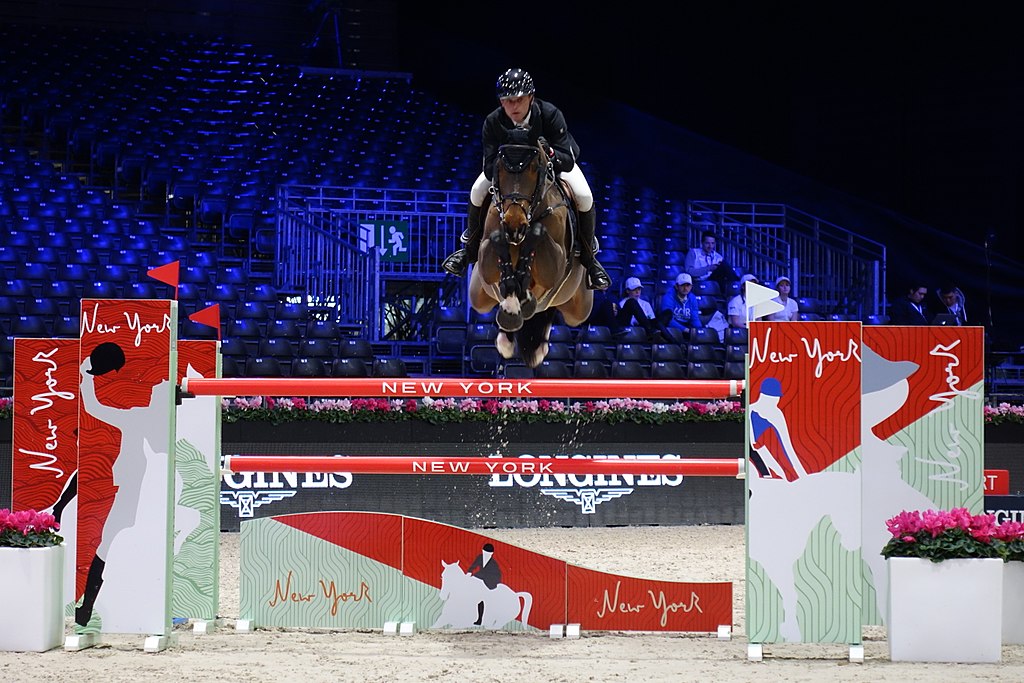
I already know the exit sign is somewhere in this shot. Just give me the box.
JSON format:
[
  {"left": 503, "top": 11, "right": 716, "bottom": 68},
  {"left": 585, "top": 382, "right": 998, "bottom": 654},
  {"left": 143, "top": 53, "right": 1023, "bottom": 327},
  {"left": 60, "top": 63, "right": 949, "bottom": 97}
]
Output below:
[{"left": 359, "top": 221, "right": 410, "bottom": 263}]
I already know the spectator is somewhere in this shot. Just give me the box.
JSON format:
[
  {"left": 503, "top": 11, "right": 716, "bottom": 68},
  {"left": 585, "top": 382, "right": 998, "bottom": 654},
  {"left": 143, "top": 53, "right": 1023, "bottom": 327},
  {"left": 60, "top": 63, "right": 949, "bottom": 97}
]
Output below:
[
  {"left": 591, "top": 276, "right": 672, "bottom": 342},
  {"left": 936, "top": 285, "right": 967, "bottom": 325},
  {"left": 684, "top": 231, "right": 738, "bottom": 289},
  {"left": 889, "top": 283, "right": 930, "bottom": 325},
  {"left": 659, "top": 272, "right": 704, "bottom": 332},
  {"left": 764, "top": 275, "right": 799, "bottom": 321},
  {"left": 727, "top": 274, "right": 760, "bottom": 328}
]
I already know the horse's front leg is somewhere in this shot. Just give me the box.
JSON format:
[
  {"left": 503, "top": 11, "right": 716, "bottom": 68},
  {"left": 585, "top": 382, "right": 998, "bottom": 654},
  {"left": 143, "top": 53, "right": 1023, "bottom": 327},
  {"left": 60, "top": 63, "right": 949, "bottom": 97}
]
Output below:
[
  {"left": 490, "top": 227, "right": 524, "bottom": 332},
  {"left": 512, "top": 221, "right": 545, "bottom": 320}
]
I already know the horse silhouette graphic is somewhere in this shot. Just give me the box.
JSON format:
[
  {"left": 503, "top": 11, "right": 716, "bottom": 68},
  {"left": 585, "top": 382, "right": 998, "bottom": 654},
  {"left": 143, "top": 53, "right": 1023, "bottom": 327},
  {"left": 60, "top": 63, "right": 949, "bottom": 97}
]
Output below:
[{"left": 431, "top": 560, "right": 533, "bottom": 630}]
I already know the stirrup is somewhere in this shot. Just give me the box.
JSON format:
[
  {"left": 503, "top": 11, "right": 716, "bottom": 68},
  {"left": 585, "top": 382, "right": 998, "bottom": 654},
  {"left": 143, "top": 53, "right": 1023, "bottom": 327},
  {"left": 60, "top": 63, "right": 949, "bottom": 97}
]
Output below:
[
  {"left": 586, "top": 265, "right": 611, "bottom": 291},
  {"left": 441, "top": 249, "right": 468, "bottom": 276}
]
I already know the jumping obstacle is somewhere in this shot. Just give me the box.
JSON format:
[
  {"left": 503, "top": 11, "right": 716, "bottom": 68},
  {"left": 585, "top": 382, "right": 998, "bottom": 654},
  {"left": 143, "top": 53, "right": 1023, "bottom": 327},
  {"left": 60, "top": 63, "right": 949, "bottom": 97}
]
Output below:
[
  {"left": 212, "top": 374, "right": 744, "bottom": 636},
  {"left": 223, "top": 455, "right": 745, "bottom": 477},
  {"left": 181, "top": 377, "right": 744, "bottom": 399}
]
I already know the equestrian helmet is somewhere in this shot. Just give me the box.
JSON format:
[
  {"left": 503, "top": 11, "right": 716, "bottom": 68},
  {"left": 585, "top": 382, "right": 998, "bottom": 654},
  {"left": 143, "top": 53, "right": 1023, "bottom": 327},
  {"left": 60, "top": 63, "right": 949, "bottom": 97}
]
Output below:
[{"left": 496, "top": 68, "right": 535, "bottom": 99}]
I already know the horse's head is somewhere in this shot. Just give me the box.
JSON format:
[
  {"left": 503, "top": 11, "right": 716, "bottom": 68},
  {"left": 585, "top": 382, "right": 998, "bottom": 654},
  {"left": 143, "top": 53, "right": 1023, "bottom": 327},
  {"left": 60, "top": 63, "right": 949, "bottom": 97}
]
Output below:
[
  {"left": 438, "top": 559, "right": 462, "bottom": 601},
  {"left": 491, "top": 141, "right": 549, "bottom": 246}
]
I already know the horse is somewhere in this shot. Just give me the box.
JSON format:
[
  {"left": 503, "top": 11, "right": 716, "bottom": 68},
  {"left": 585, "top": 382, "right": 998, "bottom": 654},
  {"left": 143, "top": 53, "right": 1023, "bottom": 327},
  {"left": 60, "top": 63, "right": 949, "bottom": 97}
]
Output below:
[
  {"left": 431, "top": 560, "right": 533, "bottom": 630},
  {"left": 468, "top": 137, "right": 593, "bottom": 368}
]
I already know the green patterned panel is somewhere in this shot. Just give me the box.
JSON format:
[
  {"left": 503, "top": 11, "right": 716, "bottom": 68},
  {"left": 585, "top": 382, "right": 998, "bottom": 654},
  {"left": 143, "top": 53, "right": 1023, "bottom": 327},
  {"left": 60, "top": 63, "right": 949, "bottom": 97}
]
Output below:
[
  {"left": 172, "top": 438, "right": 219, "bottom": 620},
  {"left": 892, "top": 381, "right": 986, "bottom": 512},
  {"left": 745, "top": 559, "right": 782, "bottom": 643},
  {"left": 241, "top": 518, "right": 411, "bottom": 629},
  {"left": 793, "top": 518, "right": 862, "bottom": 644}
]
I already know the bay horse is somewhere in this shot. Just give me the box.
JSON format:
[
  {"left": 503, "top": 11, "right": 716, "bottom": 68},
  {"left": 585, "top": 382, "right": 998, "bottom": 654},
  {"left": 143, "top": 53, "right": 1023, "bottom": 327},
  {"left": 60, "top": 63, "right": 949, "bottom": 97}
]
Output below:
[{"left": 468, "top": 136, "right": 593, "bottom": 368}]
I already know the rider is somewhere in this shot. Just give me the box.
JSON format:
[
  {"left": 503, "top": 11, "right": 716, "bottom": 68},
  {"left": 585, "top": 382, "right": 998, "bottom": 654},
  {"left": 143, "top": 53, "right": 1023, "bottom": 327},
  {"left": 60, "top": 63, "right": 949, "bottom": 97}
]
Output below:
[{"left": 441, "top": 67, "right": 611, "bottom": 290}]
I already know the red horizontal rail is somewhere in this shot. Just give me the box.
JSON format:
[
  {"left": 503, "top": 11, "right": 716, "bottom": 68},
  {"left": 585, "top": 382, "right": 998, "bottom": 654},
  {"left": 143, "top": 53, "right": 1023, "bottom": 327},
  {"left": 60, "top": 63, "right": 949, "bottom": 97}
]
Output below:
[
  {"left": 182, "top": 377, "right": 744, "bottom": 399},
  {"left": 223, "top": 455, "right": 745, "bottom": 478}
]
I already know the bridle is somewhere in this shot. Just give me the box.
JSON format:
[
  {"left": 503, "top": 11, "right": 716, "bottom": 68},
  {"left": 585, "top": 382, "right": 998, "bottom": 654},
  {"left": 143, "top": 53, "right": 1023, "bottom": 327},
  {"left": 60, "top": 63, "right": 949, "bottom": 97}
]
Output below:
[{"left": 490, "top": 144, "right": 557, "bottom": 246}]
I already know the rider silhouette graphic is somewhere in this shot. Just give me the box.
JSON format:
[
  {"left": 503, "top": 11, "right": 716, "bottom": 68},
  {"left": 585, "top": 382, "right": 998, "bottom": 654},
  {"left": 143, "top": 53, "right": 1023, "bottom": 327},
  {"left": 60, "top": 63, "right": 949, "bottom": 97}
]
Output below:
[{"left": 467, "top": 543, "right": 502, "bottom": 625}]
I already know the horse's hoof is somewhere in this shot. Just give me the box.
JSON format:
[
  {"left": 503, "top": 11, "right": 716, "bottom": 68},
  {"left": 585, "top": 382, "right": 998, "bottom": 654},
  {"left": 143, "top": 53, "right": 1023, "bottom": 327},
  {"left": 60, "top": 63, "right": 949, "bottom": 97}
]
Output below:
[
  {"left": 496, "top": 332, "right": 516, "bottom": 359},
  {"left": 525, "top": 343, "right": 547, "bottom": 369},
  {"left": 520, "top": 293, "right": 537, "bottom": 320},
  {"left": 496, "top": 309, "right": 523, "bottom": 332}
]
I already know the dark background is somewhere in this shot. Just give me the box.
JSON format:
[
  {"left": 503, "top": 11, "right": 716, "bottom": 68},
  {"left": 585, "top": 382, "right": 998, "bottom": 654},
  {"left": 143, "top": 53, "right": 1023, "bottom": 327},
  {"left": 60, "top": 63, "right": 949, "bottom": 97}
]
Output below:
[
  {"left": 395, "top": 4, "right": 1021, "bottom": 256},
  {"left": 391, "top": 3, "right": 1023, "bottom": 346},
  {"left": 3, "top": 0, "right": 1021, "bottom": 346}
]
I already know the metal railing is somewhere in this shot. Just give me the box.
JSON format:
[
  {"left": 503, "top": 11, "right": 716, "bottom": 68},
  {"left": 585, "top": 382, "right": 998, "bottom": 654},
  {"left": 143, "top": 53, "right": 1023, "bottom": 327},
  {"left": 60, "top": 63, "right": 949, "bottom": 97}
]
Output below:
[
  {"left": 276, "top": 185, "right": 469, "bottom": 341},
  {"left": 688, "top": 201, "right": 886, "bottom": 318}
]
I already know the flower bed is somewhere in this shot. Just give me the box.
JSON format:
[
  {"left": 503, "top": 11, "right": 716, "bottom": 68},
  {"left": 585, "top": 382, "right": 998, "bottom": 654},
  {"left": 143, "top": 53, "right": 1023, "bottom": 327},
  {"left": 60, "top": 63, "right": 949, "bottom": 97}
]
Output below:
[
  {"left": 219, "top": 396, "right": 745, "bottom": 426},
  {"left": 2, "top": 396, "right": 1022, "bottom": 426}
]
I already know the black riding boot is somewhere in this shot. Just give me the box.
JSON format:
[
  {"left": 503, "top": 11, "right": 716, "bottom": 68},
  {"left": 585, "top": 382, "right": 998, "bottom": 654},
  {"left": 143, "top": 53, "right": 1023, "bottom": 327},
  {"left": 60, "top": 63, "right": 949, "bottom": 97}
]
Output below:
[
  {"left": 578, "top": 208, "right": 611, "bottom": 290},
  {"left": 76, "top": 555, "right": 106, "bottom": 627},
  {"left": 474, "top": 600, "right": 485, "bottom": 626},
  {"left": 441, "top": 203, "right": 484, "bottom": 276}
]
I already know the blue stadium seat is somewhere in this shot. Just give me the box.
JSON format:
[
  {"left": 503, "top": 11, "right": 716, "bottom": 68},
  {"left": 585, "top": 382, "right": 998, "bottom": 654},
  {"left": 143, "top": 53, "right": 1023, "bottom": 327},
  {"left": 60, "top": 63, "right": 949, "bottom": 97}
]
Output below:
[
  {"left": 290, "top": 357, "right": 328, "bottom": 377},
  {"left": 306, "top": 319, "right": 340, "bottom": 339},
  {"left": 298, "top": 337, "right": 335, "bottom": 359},
  {"left": 651, "top": 361, "right": 685, "bottom": 379},
  {"left": 372, "top": 357, "right": 407, "bottom": 378},
  {"left": 611, "top": 360, "right": 648, "bottom": 378},
  {"left": 573, "top": 359, "right": 609, "bottom": 378},
  {"left": 52, "top": 316, "right": 80, "bottom": 338},
  {"left": 332, "top": 357, "right": 369, "bottom": 377},
  {"left": 257, "top": 337, "right": 296, "bottom": 360},
  {"left": 534, "top": 359, "right": 572, "bottom": 378},
  {"left": 267, "top": 319, "right": 302, "bottom": 339},
  {"left": 687, "top": 361, "right": 721, "bottom": 380},
  {"left": 246, "top": 356, "right": 284, "bottom": 377}
]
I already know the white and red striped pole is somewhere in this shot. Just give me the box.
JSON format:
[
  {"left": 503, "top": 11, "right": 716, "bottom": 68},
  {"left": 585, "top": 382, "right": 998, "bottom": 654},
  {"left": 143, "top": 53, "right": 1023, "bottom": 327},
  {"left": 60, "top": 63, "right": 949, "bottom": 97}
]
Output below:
[
  {"left": 222, "top": 455, "right": 746, "bottom": 478},
  {"left": 182, "top": 377, "right": 744, "bottom": 399}
]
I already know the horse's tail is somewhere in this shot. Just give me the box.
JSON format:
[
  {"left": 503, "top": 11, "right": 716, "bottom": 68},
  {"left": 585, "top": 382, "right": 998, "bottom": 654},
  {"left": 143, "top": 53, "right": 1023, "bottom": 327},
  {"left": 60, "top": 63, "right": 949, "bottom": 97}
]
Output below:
[{"left": 516, "top": 591, "right": 533, "bottom": 628}]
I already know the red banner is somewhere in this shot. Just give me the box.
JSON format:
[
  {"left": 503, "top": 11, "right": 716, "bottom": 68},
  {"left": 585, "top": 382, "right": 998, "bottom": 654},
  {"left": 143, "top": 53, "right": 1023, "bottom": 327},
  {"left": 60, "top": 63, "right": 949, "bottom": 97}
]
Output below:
[{"left": 12, "top": 338, "right": 80, "bottom": 512}]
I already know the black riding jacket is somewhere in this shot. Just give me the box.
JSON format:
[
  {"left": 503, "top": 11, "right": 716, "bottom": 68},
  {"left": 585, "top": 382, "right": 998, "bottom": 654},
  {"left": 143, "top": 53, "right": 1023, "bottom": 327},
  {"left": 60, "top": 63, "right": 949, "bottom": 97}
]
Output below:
[{"left": 480, "top": 97, "right": 581, "bottom": 181}]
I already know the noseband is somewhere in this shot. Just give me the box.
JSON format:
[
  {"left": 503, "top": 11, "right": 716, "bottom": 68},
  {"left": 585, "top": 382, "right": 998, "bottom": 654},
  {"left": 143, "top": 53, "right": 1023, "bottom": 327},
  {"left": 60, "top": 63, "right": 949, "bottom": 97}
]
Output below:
[{"left": 490, "top": 144, "right": 554, "bottom": 245}]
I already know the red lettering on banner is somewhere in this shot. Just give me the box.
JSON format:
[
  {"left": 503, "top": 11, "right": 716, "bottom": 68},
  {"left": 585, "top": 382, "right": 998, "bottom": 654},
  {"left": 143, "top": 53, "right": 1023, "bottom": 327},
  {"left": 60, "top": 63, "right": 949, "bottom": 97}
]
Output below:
[
  {"left": 319, "top": 580, "right": 372, "bottom": 616},
  {"left": 268, "top": 571, "right": 315, "bottom": 607}
]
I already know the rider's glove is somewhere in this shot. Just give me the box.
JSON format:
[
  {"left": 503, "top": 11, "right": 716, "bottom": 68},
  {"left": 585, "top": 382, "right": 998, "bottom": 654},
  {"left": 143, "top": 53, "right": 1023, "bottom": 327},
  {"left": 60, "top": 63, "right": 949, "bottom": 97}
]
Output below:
[{"left": 538, "top": 136, "right": 555, "bottom": 160}]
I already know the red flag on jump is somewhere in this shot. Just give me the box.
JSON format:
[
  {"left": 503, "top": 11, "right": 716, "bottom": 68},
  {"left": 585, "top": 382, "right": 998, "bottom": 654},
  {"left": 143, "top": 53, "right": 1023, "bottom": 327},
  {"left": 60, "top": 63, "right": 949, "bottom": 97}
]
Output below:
[
  {"left": 147, "top": 260, "right": 180, "bottom": 295},
  {"left": 188, "top": 303, "right": 221, "bottom": 340}
]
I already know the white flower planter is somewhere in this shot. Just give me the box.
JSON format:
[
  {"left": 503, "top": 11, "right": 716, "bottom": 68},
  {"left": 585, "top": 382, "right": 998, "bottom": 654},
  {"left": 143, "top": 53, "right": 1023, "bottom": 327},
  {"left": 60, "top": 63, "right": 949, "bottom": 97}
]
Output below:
[
  {"left": 887, "top": 556, "right": 1002, "bottom": 663},
  {"left": 0, "top": 544, "right": 65, "bottom": 652},
  {"left": 1003, "top": 561, "right": 1024, "bottom": 644}
]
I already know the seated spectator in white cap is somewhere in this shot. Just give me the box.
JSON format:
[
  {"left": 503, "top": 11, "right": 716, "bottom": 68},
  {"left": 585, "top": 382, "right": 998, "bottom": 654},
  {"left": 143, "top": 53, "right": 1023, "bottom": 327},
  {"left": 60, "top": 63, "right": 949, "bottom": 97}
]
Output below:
[
  {"left": 659, "top": 272, "right": 704, "bottom": 332},
  {"left": 611, "top": 276, "right": 673, "bottom": 342},
  {"left": 764, "top": 275, "right": 799, "bottom": 321},
  {"left": 727, "top": 274, "right": 761, "bottom": 328}
]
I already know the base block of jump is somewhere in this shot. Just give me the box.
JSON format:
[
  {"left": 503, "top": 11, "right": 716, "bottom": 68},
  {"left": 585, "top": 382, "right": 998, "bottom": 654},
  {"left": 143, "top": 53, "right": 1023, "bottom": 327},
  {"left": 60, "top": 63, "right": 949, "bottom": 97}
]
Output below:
[
  {"left": 64, "top": 632, "right": 101, "bottom": 651},
  {"left": 747, "top": 643, "right": 763, "bottom": 662},
  {"left": 399, "top": 622, "right": 416, "bottom": 636},
  {"left": 144, "top": 633, "right": 176, "bottom": 653},
  {"left": 849, "top": 645, "right": 864, "bottom": 663},
  {"left": 565, "top": 623, "right": 581, "bottom": 640},
  {"left": 235, "top": 619, "right": 255, "bottom": 633},
  {"left": 383, "top": 621, "right": 399, "bottom": 636},
  {"left": 192, "top": 619, "right": 220, "bottom": 634},
  {"left": 717, "top": 625, "right": 731, "bottom": 641},
  {"left": 549, "top": 624, "right": 564, "bottom": 639}
]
